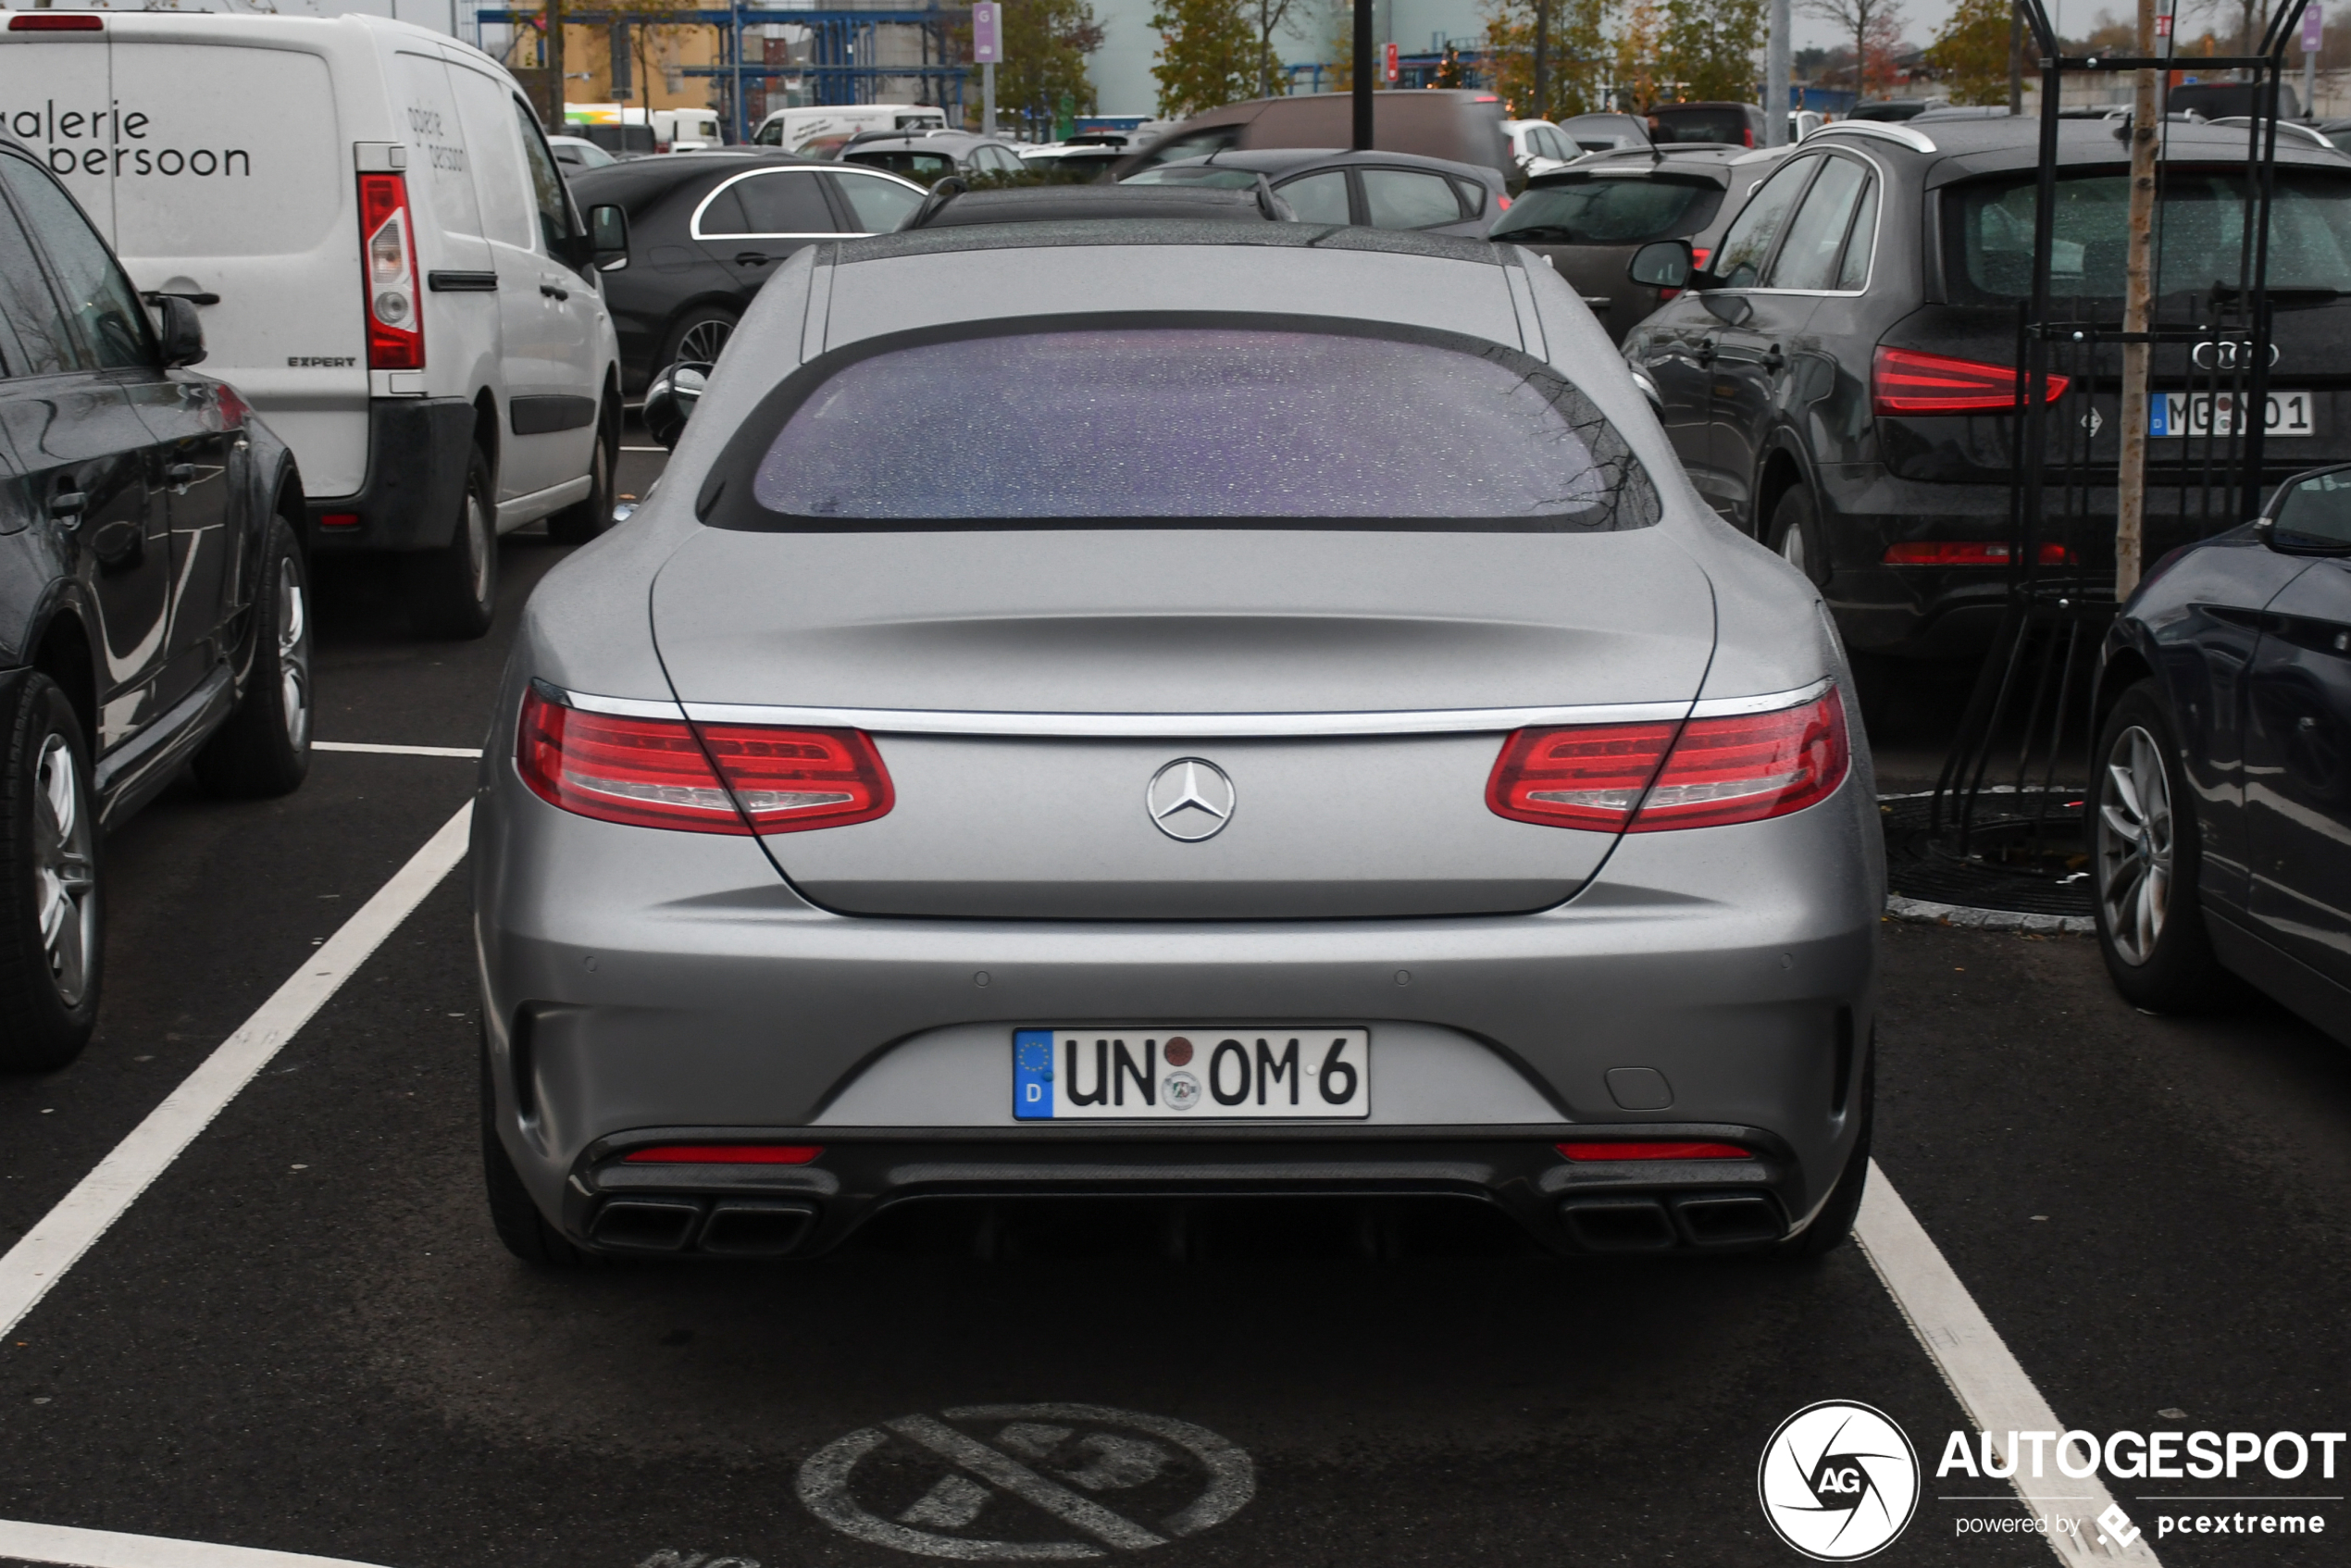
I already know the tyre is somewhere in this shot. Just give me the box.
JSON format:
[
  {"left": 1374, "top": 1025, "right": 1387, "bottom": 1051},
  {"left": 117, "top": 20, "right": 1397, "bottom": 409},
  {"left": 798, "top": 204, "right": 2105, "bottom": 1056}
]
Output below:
[
  {"left": 193, "top": 514, "right": 311, "bottom": 798},
  {"left": 659, "top": 306, "right": 737, "bottom": 373},
  {"left": 1768, "top": 483, "right": 1828, "bottom": 587},
  {"left": 0, "top": 675, "right": 100, "bottom": 1072},
  {"left": 1783, "top": 1050, "right": 1872, "bottom": 1257},
  {"left": 402, "top": 443, "right": 497, "bottom": 641},
  {"left": 2092, "top": 678, "right": 2230, "bottom": 1011},
  {"left": 481, "top": 1042, "right": 585, "bottom": 1265},
  {"left": 546, "top": 404, "right": 616, "bottom": 547}
]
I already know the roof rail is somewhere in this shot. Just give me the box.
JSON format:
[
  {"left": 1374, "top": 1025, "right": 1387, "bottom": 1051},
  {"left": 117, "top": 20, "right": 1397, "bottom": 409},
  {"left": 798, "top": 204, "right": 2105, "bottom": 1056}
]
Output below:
[{"left": 1813, "top": 121, "right": 1937, "bottom": 155}]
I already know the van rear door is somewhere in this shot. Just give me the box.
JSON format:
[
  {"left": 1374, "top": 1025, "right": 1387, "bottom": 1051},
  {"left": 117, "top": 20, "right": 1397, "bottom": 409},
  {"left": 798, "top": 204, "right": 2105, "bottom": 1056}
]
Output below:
[{"left": 11, "top": 25, "right": 366, "bottom": 497}]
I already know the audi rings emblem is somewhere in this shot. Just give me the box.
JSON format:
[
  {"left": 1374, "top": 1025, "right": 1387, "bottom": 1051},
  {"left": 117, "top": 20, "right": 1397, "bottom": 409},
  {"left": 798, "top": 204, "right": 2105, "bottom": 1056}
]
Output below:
[
  {"left": 2191, "top": 340, "right": 2279, "bottom": 370},
  {"left": 1148, "top": 758, "right": 1236, "bottom": 841}
]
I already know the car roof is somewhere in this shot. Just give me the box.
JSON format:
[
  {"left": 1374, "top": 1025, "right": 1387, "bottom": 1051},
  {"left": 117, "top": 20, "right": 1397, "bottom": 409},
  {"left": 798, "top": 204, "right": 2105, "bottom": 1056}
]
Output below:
[
  {"left": 1157, "top": 145, "right": 1503, "bottom": 185},
  {"left": 908, "top": 185, "right": 1282, "bottom": 229},
  {"left": 1525, "top": 144, "right": 1757, "bottom": 184},
  {"left": 851, "top": 131, "right": 1006, "bottom": 152},
  {"left": 839, "top": 217, "right": 1503, "bottom": 268},
  {"left": 1803, "top": 115, "right": 2351, "bottom": 180}
]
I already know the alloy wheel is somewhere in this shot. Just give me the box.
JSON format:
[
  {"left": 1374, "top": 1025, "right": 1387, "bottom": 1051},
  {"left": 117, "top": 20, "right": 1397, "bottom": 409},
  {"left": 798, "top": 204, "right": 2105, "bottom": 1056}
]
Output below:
[
  {"left": 465, "top": 489, "right": 492, "bottom": 605},
  {"left": 31, "top": 733, "right": 95, "bottom": 1007},
  {"left": 277, "top": 554, "right": 312, "bottom": 751},
  {"left": 676, "top": 317, "right": 732, "bottom": 364},
  {"left": 2096, "top": 723, "right": 2172, "bottom": 964}
]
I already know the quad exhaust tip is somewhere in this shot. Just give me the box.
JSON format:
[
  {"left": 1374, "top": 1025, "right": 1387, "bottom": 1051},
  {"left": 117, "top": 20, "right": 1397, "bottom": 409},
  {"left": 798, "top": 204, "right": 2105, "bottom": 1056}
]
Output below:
[
  {"left": 589, "top": 1198, "right": 818, "bottom": 1256},
  {"left": 1557, "top": 1192, "right": 1785, "bottom": 1251}
]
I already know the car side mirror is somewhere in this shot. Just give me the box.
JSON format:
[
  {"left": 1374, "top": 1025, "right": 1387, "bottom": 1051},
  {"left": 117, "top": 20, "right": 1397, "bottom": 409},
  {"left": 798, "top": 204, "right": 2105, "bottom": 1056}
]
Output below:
[
  {"left": 589, "top": 204, "right": 628, "bottom": 270},
  {"left": 156, "top": 294, "right": 205, "bottom": 367},
  {"left": 643, "top": 361, "right": 709, "bottom": 450},
  {"left": 2260, "top": 461, "right": 2351, "bottom": 554},
  {"left": 1627, "top": 239, "right": 1693, "bottom": 290}
]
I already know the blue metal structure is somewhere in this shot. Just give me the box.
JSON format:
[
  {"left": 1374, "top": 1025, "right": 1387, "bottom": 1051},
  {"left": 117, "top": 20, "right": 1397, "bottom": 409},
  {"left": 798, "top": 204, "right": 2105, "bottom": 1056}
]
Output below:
[{"left": 478, "top": 6, "right": 967, "bottom": 143}]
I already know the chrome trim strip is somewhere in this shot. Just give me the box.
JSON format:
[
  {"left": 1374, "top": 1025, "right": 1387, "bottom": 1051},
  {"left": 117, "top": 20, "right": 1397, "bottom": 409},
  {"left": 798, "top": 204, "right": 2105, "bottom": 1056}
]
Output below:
[{"left": 541, "top": 678, "right": 1835, "bottom": 736}]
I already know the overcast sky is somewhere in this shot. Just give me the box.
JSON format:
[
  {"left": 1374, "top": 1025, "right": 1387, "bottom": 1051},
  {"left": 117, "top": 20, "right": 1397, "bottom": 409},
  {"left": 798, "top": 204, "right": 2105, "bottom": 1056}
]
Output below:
[{"left": 1791, "top": 0, "right": 2152, "bottom": 52}]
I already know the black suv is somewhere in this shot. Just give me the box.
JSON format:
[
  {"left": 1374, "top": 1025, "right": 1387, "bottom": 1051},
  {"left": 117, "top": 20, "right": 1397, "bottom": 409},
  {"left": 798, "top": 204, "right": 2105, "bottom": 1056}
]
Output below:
[
  {"left": 1622, "top": 117, "right": 2351, "bottom": 657},
  {"left": 0, "top": 139, "right": 309, "bottom": 1069}
]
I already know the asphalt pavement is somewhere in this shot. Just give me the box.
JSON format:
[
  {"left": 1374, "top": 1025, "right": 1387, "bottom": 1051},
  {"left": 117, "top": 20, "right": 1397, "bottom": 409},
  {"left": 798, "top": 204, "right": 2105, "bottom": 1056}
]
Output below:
[{"left": 0, "top": 442, "right": 2342, "bottom": 1568}]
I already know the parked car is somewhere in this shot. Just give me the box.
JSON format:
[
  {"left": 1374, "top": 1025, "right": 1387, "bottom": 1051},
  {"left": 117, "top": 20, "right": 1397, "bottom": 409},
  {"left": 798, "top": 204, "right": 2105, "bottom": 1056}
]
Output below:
[
  {"left": 1489, "top": 144, "right": 1789, "bottom": 344},
  {"left": 1018, "top": 135, "right": 1139, "bottom": 180},
  {"left": 2313, "top": 116, "right": 2351, "bottom": 153},
  {"left": 1113, "top": 89, "right": 1511, "bottom": 181},
  {"left": 1619, "top": 116, "right": 2351, "bottom": 658},
  {"left": 570, "top": 153, "right": 924, "bottom": 391},
  {"left": 1848, "top": 99, "right": 1947, "bottom": 122},
  {"left": 2091, "top": 463, "right": 2351, "bottom": 1046},
  {"left": 1125, "top": 148, "right": 1506, "bottom": 237},
  {"left": 1648, "top": 101, "right": 1769, "bottom": 146},
  {"left": 902, "top": 183, "right": 1288, "bottom": 230},
  {"left": 840, "top": 131, "right": 1028, "bottom": 183},
  {"left": 2169, "top": 80, "right": 2300, "bottom": 119},
  {"left": 0, "top": 10, "right": 627, "bottom": 637},
  {"left": 1558, "top": 112, "right": 1653, "bottom": 156},
  {"left": 548, "top": 134, "right": 620, "bottom": 174},
  {"left": 474, "top": 219, "right": 1879, "bottom": 1266},
  {"left": 0, "top": 135, "right": 311, "bottom": 1070},
  {"left": 1503, "top": 118, "right": 1580, "bottom": 178},
  {"left": 2206, "top": 116, "right": 2339, "bottom": 151},
  {"left": 750, "top": 103, "right": 948, "bottom": 158}
]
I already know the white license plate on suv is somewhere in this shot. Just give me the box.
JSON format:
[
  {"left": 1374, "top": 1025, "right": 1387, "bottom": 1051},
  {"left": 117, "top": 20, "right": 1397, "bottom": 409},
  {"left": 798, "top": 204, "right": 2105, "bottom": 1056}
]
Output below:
[
  {"left": 2149, "top": 390, "right": 2315, "bottom": 438},
  {"left": 1014, "top": 1028, "right": 1370, "bottom": 1120}
]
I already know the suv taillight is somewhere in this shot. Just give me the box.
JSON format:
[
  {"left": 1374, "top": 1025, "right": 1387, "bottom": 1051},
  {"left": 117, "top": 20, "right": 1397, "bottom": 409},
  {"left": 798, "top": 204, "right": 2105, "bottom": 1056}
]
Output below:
[
  {"left": 1487, "top": 690, "right": 1848, "bottom": 833},
  {"left": 1872, "top": 346, "right": 2068, "bottom": 415},
  {"left": 358, "top": 171, "right": 423, "bottom": 370},
  {"left": 516, "top": 688, "right": 892, "bottom": 834}
]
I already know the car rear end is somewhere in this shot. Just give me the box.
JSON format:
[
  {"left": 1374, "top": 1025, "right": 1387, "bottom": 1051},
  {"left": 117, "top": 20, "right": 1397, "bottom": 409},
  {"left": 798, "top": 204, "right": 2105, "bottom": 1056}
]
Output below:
[
  {"left": 1846, "top": 123, "right": 2351, "bottom": 653},
  {"left": 473, "top": 230, "right": 1879, "bottom": 1263},
  {"left": 1491, "top": 156, "right": 1731, "bottom": 342}
]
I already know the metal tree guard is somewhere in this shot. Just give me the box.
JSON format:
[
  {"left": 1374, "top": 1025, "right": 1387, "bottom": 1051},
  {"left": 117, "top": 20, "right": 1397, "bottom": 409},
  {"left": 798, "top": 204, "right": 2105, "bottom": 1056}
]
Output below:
[{"left": 1891, "top": 0, "right": 2305, "bottom": 917}]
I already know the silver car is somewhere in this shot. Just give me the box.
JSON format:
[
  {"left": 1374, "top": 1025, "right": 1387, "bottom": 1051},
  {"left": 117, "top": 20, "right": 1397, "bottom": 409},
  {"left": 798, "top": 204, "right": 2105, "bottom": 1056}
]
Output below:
[{"left": 471, "top": 223, "right": 1883, "bottom": 1264}]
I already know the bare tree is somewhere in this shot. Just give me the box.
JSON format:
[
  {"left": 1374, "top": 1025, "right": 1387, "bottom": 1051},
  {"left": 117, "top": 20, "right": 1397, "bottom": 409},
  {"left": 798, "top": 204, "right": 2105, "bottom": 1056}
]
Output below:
[
  {"left": 1251, "top": 0, "right": 1302, "bottom": 97},
  {"left": 1801, "top": 0, "right": 1905, "bottom": 96}
]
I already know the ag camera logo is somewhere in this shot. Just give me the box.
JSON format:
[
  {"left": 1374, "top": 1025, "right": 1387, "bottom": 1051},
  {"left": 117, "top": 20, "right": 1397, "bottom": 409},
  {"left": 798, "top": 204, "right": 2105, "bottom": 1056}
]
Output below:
[{"left": 1759, "top": 1401, "right": 1921, "bottom": 1561}]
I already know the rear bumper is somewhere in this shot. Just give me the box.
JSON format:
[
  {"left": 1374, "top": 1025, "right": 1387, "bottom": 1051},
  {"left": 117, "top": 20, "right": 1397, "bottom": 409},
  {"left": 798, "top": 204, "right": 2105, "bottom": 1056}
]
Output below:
[
  {"left": 563, "top": 1125, "right": 1812, "bottom": 1258},
  {"left": 305, "top": 396, "right": 475, "bottom": 554}
]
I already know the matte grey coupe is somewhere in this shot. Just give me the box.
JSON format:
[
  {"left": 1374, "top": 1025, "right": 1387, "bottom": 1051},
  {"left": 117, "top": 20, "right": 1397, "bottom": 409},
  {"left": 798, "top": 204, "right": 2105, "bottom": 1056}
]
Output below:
[{"left": 471, "top": 221, "right": 1883, "bottom": 1264}]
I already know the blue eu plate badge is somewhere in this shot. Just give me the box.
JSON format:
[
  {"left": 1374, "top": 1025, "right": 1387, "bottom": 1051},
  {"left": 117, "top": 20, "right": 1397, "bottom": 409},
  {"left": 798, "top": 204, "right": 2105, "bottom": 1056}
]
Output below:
[{"left": 1014, "top": 1029, "right": 1055, "bottom": 1119}]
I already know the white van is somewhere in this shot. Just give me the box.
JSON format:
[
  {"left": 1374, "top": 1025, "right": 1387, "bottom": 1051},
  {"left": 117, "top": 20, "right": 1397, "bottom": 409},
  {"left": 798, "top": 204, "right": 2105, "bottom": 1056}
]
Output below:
[
  {"left": 751, "top": 103, "right": 947, "bottom": 158},
  {"left": 567, "top": 103, "right": 723, "bottom": 154},
  {"left": 0, "top": 10, "right": 625, "bottom": 637}
]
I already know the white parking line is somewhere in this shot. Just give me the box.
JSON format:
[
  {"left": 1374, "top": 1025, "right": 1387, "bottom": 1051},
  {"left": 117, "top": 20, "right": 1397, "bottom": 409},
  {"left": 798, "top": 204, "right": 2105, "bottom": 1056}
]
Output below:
[
  {"left": 312, "top": 741, "right": 482, "bottom": 759},
  {"left": 1858, "top": 1162, "right": 2163, "bottom": 1563},
  {"left": 0, "top": 1519, "right": 392, "bottom": 1568},
  {"left": 0, "top": 803, "right": 473, "bottom": 1341}
]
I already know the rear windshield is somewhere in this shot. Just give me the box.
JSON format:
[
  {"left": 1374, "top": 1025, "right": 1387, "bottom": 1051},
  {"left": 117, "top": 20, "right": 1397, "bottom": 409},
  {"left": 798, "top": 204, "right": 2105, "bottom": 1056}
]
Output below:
[
  {"left": 1649, "top": 107, "right": 1748, "bottom": 145},
  {"left": 721, "top": 325, "right": 1659, "bottom": 530},
  {"left": 1492, "top": 176, "right": 1723, "bottom": 244},
  {"left": 846, "top": 150, "right": 956, "bottom": 180},
  {"left": 1946, "top": 168, "right": 2351, "bottom": 302}
]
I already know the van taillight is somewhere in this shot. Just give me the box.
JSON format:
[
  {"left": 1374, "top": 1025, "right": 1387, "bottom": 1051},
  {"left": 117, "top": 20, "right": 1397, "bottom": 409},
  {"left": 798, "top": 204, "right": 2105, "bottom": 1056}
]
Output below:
[
  {"left": 516, "top": 687, "right": 893, "bottom": 834},
  {"left": 358, "top": 171, "right": 423, "bottom": 371},
  {"left": 1487, "top": 690, "right": 1849, "bottom": 833}
]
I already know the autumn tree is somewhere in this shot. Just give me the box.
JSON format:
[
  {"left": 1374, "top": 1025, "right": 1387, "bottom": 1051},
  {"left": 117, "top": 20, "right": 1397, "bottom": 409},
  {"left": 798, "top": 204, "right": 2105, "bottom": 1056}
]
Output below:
[
  {"left": 1482, "top": 0, "right": 1612, "bottom": 118},
  {"left": 1151, "top": 0, "right": 1270, "bottom": 116},
  {"left": 1245, "top": 0, "right": 1304, "bottom": 97},
  {"left": 1925, "top": 0, "right": 2011, "bottom": 105},
  {"left": 1659, "top": 0, "right": 1766, "bottom": 102},
  {"left": 994, "top": 0, "right": 1105, "bottom": 124},
  {"left": 1612, "top": 0, "right": 1665, "bottom": 113}
]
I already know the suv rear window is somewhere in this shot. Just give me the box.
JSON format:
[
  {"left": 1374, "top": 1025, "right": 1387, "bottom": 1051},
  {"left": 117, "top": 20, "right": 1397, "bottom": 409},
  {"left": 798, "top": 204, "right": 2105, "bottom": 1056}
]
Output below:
[
  {"left": 714, "top": 324, "right": 1659, "bottom": 531},
  {"left": 1649, "top": 106, "right": 1750, "bottom": 145},
  {"left": 1492, "top": 175, "right": 1723, "bottom": 244},
  {"left": 1947, "top": 168, "right": 2351, "bottom": 302}
]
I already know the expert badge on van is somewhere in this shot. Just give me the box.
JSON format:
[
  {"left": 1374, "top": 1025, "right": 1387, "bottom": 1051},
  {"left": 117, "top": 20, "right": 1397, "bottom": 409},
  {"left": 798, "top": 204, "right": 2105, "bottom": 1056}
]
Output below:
[{"left": 0, "top": 9, "right": 626, "bottom": 637}]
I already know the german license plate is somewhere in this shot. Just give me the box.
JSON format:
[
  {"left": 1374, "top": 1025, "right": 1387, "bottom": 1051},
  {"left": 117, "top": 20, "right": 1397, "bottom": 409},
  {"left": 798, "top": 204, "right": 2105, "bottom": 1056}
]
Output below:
[
  {"left": 1013, "top": 1028, "right": 1370, "bottom": 1120},
  {"left": 2149, "top": 390, "right": 2315, "bottom": 438}
]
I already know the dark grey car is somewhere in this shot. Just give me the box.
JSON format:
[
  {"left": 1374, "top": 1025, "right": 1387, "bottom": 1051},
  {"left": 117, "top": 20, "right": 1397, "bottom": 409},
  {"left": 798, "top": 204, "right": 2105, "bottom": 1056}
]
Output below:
[
  {"left": 472, "top": 221, "right": 1881, "bottom": 1268},
  {"left": 1123, "top": 148, "right": 1507, "bottom": 238}
]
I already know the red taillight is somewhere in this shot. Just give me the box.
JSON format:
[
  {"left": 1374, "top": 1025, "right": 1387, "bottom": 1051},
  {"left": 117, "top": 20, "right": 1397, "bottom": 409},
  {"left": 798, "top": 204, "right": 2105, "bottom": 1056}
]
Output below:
[
  {"left": 1883, "top": 541, "right": 2074, "bottom": 566},
  {"left": 1488, "top": 691, "right": 1848, "bottom": 833},
  {"left": 1872, "top": 345, "right": 2068, "bottom": 415},
  {"left": 8, "top": 13, "right": 103, "bottom": 29},
  {"left": 1742, "top": 128, "right": 1755, "bottom": 147},
  {"left": 1689, "top": 246, "right": 1711, "bottom": 270},
  {"left": 622, "top": 1144, "right": 823, "bottom": 1164},
  {"left": 1497, "top": 194, "right": 1511, "bottom": 210},
  {"left": 358, "top": 171, "right": 423, "bottom": 370},
  {"left": 1558, "top": 1141, "right": 1752, "bottom": 1161},
  {"left": 516, "top": 688, "right": 892, "bottom": 834},
  {"left": 317, "top": 512, "right": 360, "bottom": 529}
]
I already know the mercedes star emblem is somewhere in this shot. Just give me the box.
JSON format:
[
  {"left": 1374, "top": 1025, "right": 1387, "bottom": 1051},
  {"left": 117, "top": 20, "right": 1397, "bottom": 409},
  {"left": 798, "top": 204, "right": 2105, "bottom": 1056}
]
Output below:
[{"left": 1147, "top": 758, "right": 1236, "bottom": 842}]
